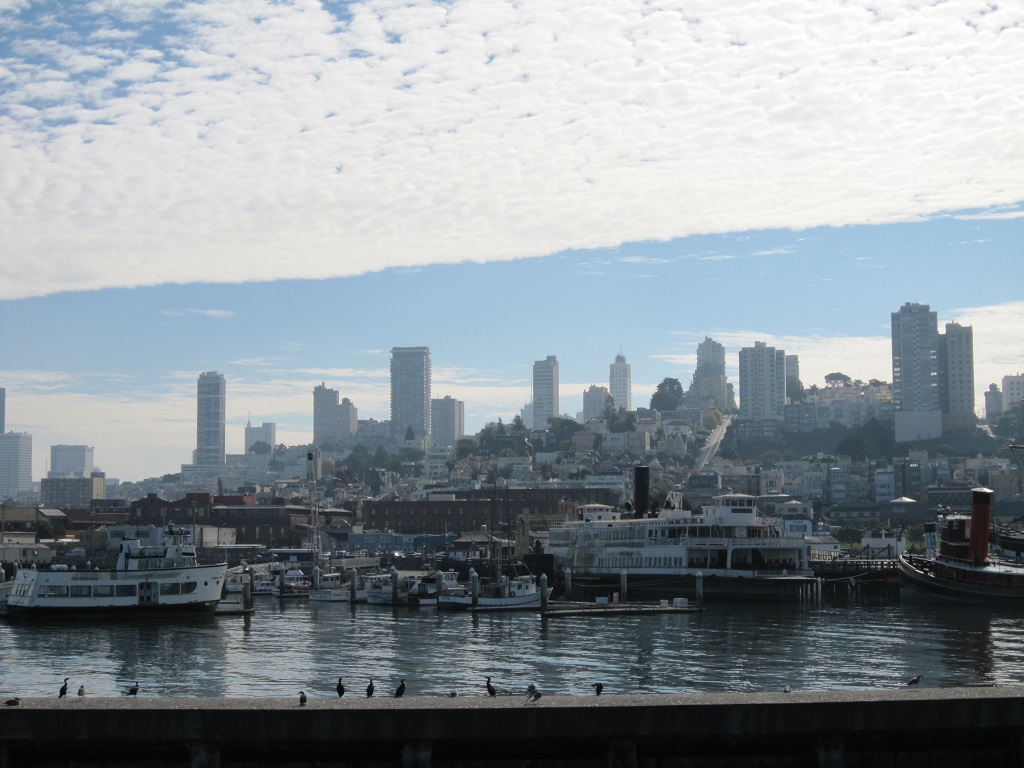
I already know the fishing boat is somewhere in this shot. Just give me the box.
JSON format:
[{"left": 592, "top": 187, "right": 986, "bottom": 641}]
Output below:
[
  {"left": 406, "top": 570, "right": 465, "bottom": 606},
  {"left": 272, "top": 568, "right": 311, "bottom": 599},
  {"left": 4, "top": 524, "right": 227, "bottom": 619},
  {"left": 547, "top": 491, "right": 815, "bottom": 602},
  {"left": 250, "top": 571, "right": 277, "bottom": 596},
  {"left": 898, "top": 487, "right": 1024, "bottom": 606},
  {"left": 309, "top": 570, "right": 349, "bottom": 602},
  {"left": 437, "top": 572, "right": 547, "bottom": 611}
]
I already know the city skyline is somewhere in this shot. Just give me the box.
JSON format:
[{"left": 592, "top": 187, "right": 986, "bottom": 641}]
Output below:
[{"left": 1, "top": 1, "right": 1023, "bottom": 481}]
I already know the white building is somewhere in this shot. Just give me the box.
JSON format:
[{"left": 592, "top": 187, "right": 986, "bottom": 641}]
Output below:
[
  {"left": 891, "top": 303, "right": 942, "bottom": 441},
  {"left": 195, "top": 371, "right": 226, "bottom": 467},
  {"left": 244, "top": 420, "right": 276, "bottom": 452},
  {"left": 738, "top": 341, "right": 786, "bottom": 421},
  {"left": 532, "top": 356, "right": 559, "bottom": 429},
  {"left": 1004, "top": 374, "right": 1024, "bottom": 411},
  {"left": 49, "top": 444, "right": 94, "bottom": 478},
  {"left": 431, "top": 395, "right": 464, "bottom": 448},
  {"left": 391, "top": 347, "right": 431, "bottom": 442},
  {"left": 0, "top": 431, "right": 33, "bottom": 501},
  {"left": 582, "top": 385, "right": 610, "bottom": 424},
  {"left": 609, "top": 354, "right": 631, "bottom": 412}
]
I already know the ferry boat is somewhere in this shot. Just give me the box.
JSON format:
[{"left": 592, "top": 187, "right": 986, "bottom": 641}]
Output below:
[
  {"left": 4, "top": 525, "right": 227, "bottom": 619},
  {"left": 898, "top": 487, "right": 1024, "bottom": 606},
  {"left": 547, "top": 492, "right": 815, "bottom": 602}
]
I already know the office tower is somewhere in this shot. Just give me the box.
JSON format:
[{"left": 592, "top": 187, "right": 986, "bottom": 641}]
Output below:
[
  {"left": 313, "top": 383, "right": 341, "bottom": 446},
  {"left": 690, "top": 337, "right": 729, "bottom": 410},
  {"left": 195, "top": 371, "right": 226, "bottom": 467},
  {"left": 0, "top": 431, "right": 32, "bottom": 500},
  {"left": 532, "top": 355, "right": 559, "bottom": 428},
  {"left": 609, "top": 354, "right": 631, "bottom": 412},
  {"left": 938, "top": 321, "right": 975, "bottom": 428},
  {"left": 431, "top": 396, "right": 464, "bottom": 448},
  {"left": 1003, "top": 374, "right": 1024, "bottom": 411},
  {"left": 244, "top": 419, "right": 276, "bottom": 452},
  {"left": 738, "top": 341, "right": 786, "bottom": 421},
  {"left": 583, "top": 385, "right": 611, "bottom": 423},
  {"left": 984, "top": 384, "right": 1003, "bottom": 420},
  {"left": 390, "top": 347, "right": 431, "bottom": 441},
  {"left": 891, "top": 303, "right": 941, "bottom": 441},
  {"left": 49, "top": 445, "right": 94, "bottom": 478}
]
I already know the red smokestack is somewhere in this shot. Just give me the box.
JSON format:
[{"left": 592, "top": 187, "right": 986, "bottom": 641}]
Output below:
[{"left": 967, "top": 487, "right": 994, "bottom": 566}]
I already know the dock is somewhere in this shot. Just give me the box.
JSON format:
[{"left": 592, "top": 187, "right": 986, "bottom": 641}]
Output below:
[{"left": 541, "top": 599, "right": 700, "bottom": 618}]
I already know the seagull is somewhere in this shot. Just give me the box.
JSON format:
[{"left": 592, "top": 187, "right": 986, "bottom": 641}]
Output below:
[
  {"left": 908, "top": 675, "right": 923, "bottom": 686},
  {"left": 394, "top": 679, "right": 406, "bottom": 698},
  {"left": 126, "top": 681, "right": 139, "bottom": 698},
  {"left": 77, "top": 686, "right": 85, "bottom": 699},
  {"left": 593, "top": 682, "right": 603, "bottom": 696},
  {"left": 336, "top": 678, "right": 345, "bottom": 698},
  {"left": 486, "top": 677, "right": 496, "bottom": 697},
  {"left": 59, "top": 678, "right": 69, "bottom": 698},
  {"left": 4, "top": 698, "right": 20, "bottom": 707},
  {"left": 299, "top": 691, "right": 307, "bottom": 707},
  {"left": 366, "top": 679, "right": 374, "bottom": 698},
  {"left": 783, "top": 685, "right": 792, "bottom": 694}
]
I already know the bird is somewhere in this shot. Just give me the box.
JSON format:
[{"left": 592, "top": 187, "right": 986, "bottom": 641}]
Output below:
[
  {"left": 299, "top": 691, "right": 307, "bottom": 706},
  {"left": 77, "top": 685, "right": 85, "bottom": 699},
  {"left": 4, "top": 698, "right": 20, "bottom": 707},
  {"left": 59, "top": 678, "right": 69, "bottom": 698},
  {"left": 526, "top": 689, "right": 543, "bottom": 704},
  {"left": 908, "top": 675, "right": 923, "bottom": 686},
  {"left": 593, "top": 682, "right": 603, "bottom": 696},
  {"left": 525, "top": 683, "right": 537, "bottom": 699},
  {"left": 336, "top": 678, "right": 345, "bottom": 697},
  {"left": 366, "top": 679, "right": 374, "bottom": 698},
  {"left": 486, "top": 677, "right": 496, "bottom": 697},
  {"left": 126, "top": 681, "right": 139, "bottom": 698},
  {"left": 783, "top": 685, "right": 792, "bottom": 694},
  {"left": 447, "top": 691, "right": 457, "bottom": 698},
  {"left": 394, "top": 679, "right": 406, "bottom": 698}
]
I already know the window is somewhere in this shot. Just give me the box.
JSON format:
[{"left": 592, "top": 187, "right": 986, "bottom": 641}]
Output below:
[
  {"left": 94, "top": 585, "right": 114, "bottom": 597},
  {"left": 70, "top": 585, "right": 92, "bottom": 598},
  {"left": 116, "top": 584, "right": 137, "bottom": 597},
  {"left": 181, "top": 582, "right": 198, "bottom": 594},
  {"left": 160, "top": 583, "right": 181, "bottom": 596},
  {"left": 44, "top": 585, "right": 69, "bottom": 597}
]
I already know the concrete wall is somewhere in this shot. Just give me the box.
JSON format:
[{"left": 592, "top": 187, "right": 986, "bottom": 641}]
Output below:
[{"left": 3, "top": 687, "right": 1024, "bottom": 767}]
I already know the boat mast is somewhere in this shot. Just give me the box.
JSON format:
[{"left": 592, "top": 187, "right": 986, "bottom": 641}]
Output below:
[{"left": 307, "top": 451, "right": 323, "bottom": 573}]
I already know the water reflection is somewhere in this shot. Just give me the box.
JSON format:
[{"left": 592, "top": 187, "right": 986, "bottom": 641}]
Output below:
[{"left": 3, "top": 601, "right": 1024, "bottom": 699}]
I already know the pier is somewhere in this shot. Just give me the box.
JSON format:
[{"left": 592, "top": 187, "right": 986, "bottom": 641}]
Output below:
[{"left": 3, "top": 687, "right": 1024, "bottom": 767}]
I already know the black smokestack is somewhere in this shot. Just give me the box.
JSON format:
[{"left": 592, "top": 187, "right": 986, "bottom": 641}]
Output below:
[{"left": 633, "top": 466, "right": 650, "bottom": 519}]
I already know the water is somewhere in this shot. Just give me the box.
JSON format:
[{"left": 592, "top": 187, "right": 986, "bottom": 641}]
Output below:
[{"left": 3, "top": 600, "right": 1024, "bottom": 700}]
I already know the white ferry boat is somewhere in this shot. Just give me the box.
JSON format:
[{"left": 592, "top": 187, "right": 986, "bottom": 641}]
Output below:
[
  {"left": 547, "top": 493, "right": 814, "bottom": 602},
  {"left": 4, "top": 525, "right": 227, "bottom": 619}
]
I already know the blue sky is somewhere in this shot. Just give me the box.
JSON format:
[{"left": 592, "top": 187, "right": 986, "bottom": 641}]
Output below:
[{"left": 1, "top": 0, "right": 1023, "bottom": 481}]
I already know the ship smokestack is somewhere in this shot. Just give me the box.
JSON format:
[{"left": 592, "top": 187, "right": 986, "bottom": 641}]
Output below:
[
  {"left": 967, "top": 487, "right": 994, "bottom": 566},
  {"left": 633, "top": 466, "right": 650, "bottom": 519}
]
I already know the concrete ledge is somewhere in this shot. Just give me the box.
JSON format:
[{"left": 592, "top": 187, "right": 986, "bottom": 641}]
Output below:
[{"left": 3, "top": 687, "right": 1024, "bottom": 767}]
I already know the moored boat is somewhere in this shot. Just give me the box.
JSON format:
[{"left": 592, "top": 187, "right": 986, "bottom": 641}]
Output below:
[
  {"left": 4, "top": 524, "right": 227, "bottom": 619},
  {"left": 438, "top": 572, "right": 547, "bottom": 611},
  {"left": 272, "top": 568, "right": 311, "bottom": 599},
  {"left": 898, "top": 487, "right": 1024, "bottom": 606}
]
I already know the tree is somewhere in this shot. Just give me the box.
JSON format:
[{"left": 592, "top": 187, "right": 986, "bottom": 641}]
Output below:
[
  {"left": 455, "top": 438, "right": 478, "bottom": 459},
  {"left": 824, "top": 372, "right": 853, "bottom": 388},
  {"left": 546, "top": 416, "right": 584, "bottom": 451},
  {"left": 786, "top": 375, "right": 805, "bottom": 402},
  {"left": 650, "top": 378, "right": 684, "bottom": 412},
  {"left": 605, "top": 404, "right": 636, "bottom": 433},
  {"left": 249, "top": 440, "right": 272, "bottom": 455},
  {"left": 404, "top": 425, "right": 416, "bottom": 441}
]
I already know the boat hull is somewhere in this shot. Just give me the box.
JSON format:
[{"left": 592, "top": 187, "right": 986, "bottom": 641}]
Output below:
[
  {"left": 565, "top": 571, "right": 817, "bottom": 603},
  {"left": 898, "top": 554, "right": 1024, "bottom": 607}
]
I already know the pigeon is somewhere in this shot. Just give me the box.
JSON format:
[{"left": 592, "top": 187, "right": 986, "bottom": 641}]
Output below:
[
  {"left": 59, "top": 678, "right": 69, "bottom": 698},
  {"left": 394, "top": 679, "right": 406, "bottom": 698},
  {"left": 299, "top": 691, "right": 307, "bottom": 706}
]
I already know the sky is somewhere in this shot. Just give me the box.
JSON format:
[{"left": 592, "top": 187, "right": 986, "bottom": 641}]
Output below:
[{"left": 1, "top": 0, "right": 1023, "bottom": 483}]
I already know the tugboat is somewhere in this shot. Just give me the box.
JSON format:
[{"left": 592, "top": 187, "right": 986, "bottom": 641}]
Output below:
[{"left": 898, "top": 487, "right": 1024, "bottom": 606}]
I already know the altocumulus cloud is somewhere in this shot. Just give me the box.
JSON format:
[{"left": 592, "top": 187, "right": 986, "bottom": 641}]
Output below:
[{"left": 1, "top": 0, "right": 1022, "bottom": 300}]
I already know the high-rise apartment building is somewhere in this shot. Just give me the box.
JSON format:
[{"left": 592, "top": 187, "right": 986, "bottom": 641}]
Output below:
[
  {"left": 390, "top": 347, "right": 431, "bottom": 441},
  {"left": 1003, "top": 374, "right": 1024, "bottom": 411},
  {"left": 195, "top": 371, "right": 226, "bottom": 467},
  {"left": 0, "top": 431, "right": 32, "bottom": 501},
  {"left": 582, "top": 385, "right": 611, "bottom": 423},
  {"left": 49, "top": 445, "right": 94, "bottom": 478},
  {"left": 690, "top": 337, "right": 729, "bottom": 410},
  {"left": 431, "top": 396, "right": 464, "bottom": 448},
  {"left": 609, "top": 354, "right": 631, "bottom": 412},
  {"left": 938, "top": 321, "right": 975, "bottom": 428},
  {"left": 0, "top": 386, "right": 5, "bottom": 433},
  {"left": 738, "top": 341, "right": 786, "bottom": 421},
  {"left": 532, "top": 355, "right": 559, "bottom": 428},
  {"left": 313, "top": 383, "right": 341, "bottom": 446},
  {"left": 891, "top": 302, "right": 952, "bottom": 441},
  {"left": 985, "top": 384, "right": 1003, "bottom": 420},
  {"left": 339, "top": 398, "right": 358, "bottom": 440},
  {"left": 244, "top": 419, "right": 276, "bottom": 452}
]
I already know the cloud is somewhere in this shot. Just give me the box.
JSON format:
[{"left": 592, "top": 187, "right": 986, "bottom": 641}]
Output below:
[
  {"left": 160, "top": 309, "right": 236, "bottom": 319},
  {"left": 2, "top": 0, "right": 1023, "bottom": 300}
]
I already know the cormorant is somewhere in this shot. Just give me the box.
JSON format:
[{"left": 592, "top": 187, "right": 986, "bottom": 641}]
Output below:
[
  {"left": 299, "top": 691, "right": 307, "bottom": 706},
  {"left": 59, "top": 678, "right": 69, "bottom": 698},
  {"left": 366, "top": 679, "right": 374, "bottom": 698},
  {"left": 447, "top": 691, "right": 457, "bottom": 698},
  {"left": 337, "top": 677, "right": 345, "bottom": 697},
  {"left": 527, "top": 689, "right": 542, "bottom": 704},
  {"left": 486, "top": 677, "right": 496, "bottom": 697},
  {"left": 394, "top": 679, "right": 406, "bottom": 698},
  {"left": 908, "top": 675, "right": 923, "bottom": 686},
  {"left": 525, "top": 683, "right": 537, "bottom": 698},
  {"left": 593, "top": 682, "right": 603, "bottom": 696},
  {"left": 4, "top": 698, "right": 20, "bottom": 707},
  {"left": 127, "top": 681, "right": 139, "bottom": 698},
  {"left": 77, "top": 685, "right": 85, "bottom": 699}
]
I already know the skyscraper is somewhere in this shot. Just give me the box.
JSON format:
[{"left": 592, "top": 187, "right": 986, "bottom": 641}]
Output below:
[
  {"left": 0, "top": 431, "right": 32, "bottom": 501},
  {"left": 939, "top": 321, "right": 975, "bottom": 428},
  {"left": 690, "top": 337, "right": 729, "bottom": 410},
  {"left": 738, "top": 341, "right": 786, "bottom": 421},
  {"left": 532, "top": 355, "right": 559, "bottom": 428},
  {"left": 891, "top": 302, "right": 942, "bottom": 441},
  {"left": 49, "top": 445, "right": 94, "bottom": 478},
  {"left": 609, "top": 354, "right": 631, "bottom": 412},
  {"left": 0, "top": 386, "right": 5, "bottom": 433},
  {"left": 195, "top": 371, "right": 226, "bottom": 467},
  {"left": 431, "top": 395, "right": 464, "bottom": 448},
  {"left": 582, "top": 385, "right": 611, "bottom": 423},
  {"left": 313, "top": 383, "right": 341, "bottom": 446},
  {"left": 390, "top": 347, "right": 431, "bottom": 441}
]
